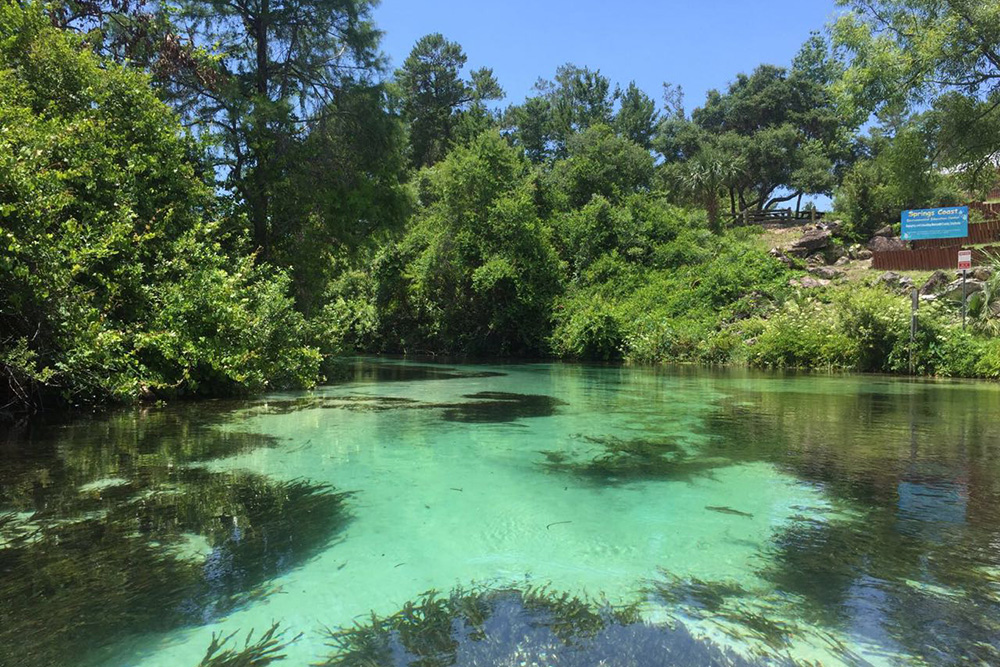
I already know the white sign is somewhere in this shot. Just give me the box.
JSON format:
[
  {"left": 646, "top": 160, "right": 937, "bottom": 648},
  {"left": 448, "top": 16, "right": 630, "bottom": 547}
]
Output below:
[{"left": 958, "top": 250, "right": 973, "bottom": 271}]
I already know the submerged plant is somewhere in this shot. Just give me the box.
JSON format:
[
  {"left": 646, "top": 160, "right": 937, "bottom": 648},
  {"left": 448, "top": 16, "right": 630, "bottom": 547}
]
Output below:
[
  {"left": 542, "top": 435, "right": 722, "bottom": 484},
  {"left": 198, "top": 623, "right": 300, "bottom": 667},
  {"left": 319, "top": 585, "right": 765, "bottom": 667},
  {"left": 0, "top": 406, "right": 353, "bottom": 667}
]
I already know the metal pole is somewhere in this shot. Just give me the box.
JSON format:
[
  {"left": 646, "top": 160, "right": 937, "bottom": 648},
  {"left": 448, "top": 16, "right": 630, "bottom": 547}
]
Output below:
[
  {"left": 910, "top": 288, "right": 918, "bottom": 375},
  {"left": 962, "top": 269, "right": 967, "bottom": 330}
]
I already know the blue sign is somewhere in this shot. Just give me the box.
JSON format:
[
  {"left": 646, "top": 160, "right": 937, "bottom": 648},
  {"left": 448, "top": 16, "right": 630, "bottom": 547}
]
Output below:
[{"left": 902, "top": 206, "right": 969, "bottom": 240}]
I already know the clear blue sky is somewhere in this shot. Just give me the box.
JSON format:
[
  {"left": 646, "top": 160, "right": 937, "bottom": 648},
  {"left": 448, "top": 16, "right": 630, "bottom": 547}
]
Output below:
[{"left": 374, "top": 0, "right": 843, "bottom": 111}]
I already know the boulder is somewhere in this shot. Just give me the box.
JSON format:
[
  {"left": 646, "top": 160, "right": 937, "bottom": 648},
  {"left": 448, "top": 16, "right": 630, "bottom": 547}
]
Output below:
[
  {"left": 942, "top": 278, "right": 985, "bottom": 302},
  {"left": 867, "top": 236, "right": 907, "bottom": 252},
  {"left": 834, "top": 256, "right": 851, "bottom": 267},
  {"left": 790, "top": 228, "right": 832, "bottom": 254},
  {"left": 791, "top": 276, "right": 831, "bottom": 289},
  {"left": 769, "top": 247, "right": 796, "bottom": 267},
  {"left": 819, "top": 220, "right": 843, "bottom": 235},
  {"left": 919, "top": 270, "right": 951, "bottom": 296},
  {"left": 856, "top": 249, "right": 874, "bottom": 260},
  {"left": 808, "top": 266, "right": 845, "bottom": 280},
  {"left": 879, "top": 271, "right": 914, "bottom": 292},
  {"left": 873, "top": 225, "right": 894, "bottom": 238},
  {"left": 972, "top": 266, "right": 993, "bottom": 282},
  {"left": 807, "top": 252, "right": 828, "bottom": 266}
]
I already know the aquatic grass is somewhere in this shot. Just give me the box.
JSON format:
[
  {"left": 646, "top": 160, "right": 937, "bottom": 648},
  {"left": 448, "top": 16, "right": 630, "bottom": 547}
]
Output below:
[
  {"left": 198, "top": 623, "right": 300, "bottom": 667},
  {"left": 318, "top": 585, "right": 767, "bottom": 667},
  {"left": 542, "top": 435, "right": 723, "bottom": 484},
  {"left": 0, "top": 472, "right": 352, "bottom": 667}
]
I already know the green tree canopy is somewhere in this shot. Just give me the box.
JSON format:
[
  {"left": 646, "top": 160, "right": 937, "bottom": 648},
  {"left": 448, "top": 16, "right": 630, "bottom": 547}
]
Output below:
[
  {"left": 0, "top": 3, "right": 318, "bottom": 412},
  {"left": 395, "top": 33, "right": 504, "bottom": 168},
  {"left": 834, "top": 0, "right": 1000, "bottom": 190}
]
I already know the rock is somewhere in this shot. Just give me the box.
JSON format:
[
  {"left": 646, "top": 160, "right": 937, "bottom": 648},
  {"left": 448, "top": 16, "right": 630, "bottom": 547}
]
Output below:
[
  {"left": 919, "top": 270, "right": 951, "bottom": 296},
  {"left": 879, "top": 271, "right": 914, "bottom": 292},
  {"left": 808, "top": 266, "right": 845, "bottom": 280},
  {"left": 791, "top": 276, "right": 831, "bottom": 289},
  {"left": 972, "top": 267, "right": 993, "bottom": 281},
  {"left": 769, "top": 247, "right": 797, "bottom": 268},
  {"left": 790, "top": 228, "right": 832, "bottom": 254},
  {"left": 920, "top": 294, "right": 938, "bottom": 303},
  {"left": 874, "top": 225, "right": 894, "bottom": 238},
  {"left": 819, "top": 220, "right": 843, "bottom": 235},
  {"left": 827, "top": 244, "right": 847, "bottom": 261},
  {"left": 942, "top": 278, "right": 986, "bottom": 302},
  {"left": 856, "top": 249, "right": 874, "bottom": 260},
  {"left": 807, "top": 252, "right": 828, "bottom": 266},
  {"left": 867, "top": 236, "right": 907, "bottom": 252},
  {"left": 834, "top": 256, "right": 851, "bottom": 267}
]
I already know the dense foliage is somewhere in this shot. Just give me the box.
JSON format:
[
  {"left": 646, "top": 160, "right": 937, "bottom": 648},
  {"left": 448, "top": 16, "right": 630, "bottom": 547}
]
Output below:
[
  {"left": 5, "top": 0, "right": 1000, "bottom": 417},
  {"left": 0, "top": 5, "right": 319, "bottom": 412}
]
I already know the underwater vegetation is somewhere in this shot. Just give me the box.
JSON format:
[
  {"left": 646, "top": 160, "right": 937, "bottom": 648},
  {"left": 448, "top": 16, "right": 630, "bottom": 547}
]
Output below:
[
  {"left": 0, "top": 408, "right": 352, "bottom": 667},
  {"left": 236, "top": 390, "right": 566, "bottom": 423},
  {"left": 316, "top": 585, "right": 770, "bottom": 667},
  {"left": 198, "top": 624, "right": 300, "bottom": 667},
  {"left": 649, "top": 573, "right": 865, "bottom": 664},
  {"left": 541, "top": 435, "right": 724, "bottom": 485}
]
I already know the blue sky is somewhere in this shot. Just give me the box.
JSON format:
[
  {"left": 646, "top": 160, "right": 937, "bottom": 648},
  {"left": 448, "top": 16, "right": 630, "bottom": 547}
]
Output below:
[{"left": 374, "top": 0, "right": 843, "bottom": 112}]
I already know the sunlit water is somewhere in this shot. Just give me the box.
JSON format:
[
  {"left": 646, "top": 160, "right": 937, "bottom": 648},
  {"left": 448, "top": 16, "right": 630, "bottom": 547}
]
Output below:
[{"left": 2, "top": 359, "right": 1000, "bottom": 666}]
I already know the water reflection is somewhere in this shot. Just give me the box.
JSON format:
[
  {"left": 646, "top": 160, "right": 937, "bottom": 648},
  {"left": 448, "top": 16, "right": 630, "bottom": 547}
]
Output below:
[{"left": 701, "top": 378, "right": 1000, "bottom": 664}]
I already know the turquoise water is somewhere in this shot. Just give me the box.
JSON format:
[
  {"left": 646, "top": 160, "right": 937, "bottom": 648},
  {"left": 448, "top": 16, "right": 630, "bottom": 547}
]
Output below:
[{"left": 2, "top": 359, "right": 1000, "bottom": 665}]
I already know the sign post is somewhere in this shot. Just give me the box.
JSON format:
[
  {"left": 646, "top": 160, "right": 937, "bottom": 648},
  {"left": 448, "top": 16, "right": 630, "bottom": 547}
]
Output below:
[
  {"left": 902, "top": 206, "right": 969, "bottom": 241},
  {"left": 959, "top": 250, "right": 973, "bottom": 330},
  {"left": 910, "top": 288, "right": 918, "bottom": 375}
]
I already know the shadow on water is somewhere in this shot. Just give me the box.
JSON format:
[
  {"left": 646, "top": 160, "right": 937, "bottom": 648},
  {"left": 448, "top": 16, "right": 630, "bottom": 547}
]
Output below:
[{"left": 0, "top": 407, "right": 352, "bottom": 667}]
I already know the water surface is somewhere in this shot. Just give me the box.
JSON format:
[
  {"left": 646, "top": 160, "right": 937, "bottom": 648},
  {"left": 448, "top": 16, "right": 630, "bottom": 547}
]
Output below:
[{"left": 2, "top": 360, "right": 999, "bottom": 666}]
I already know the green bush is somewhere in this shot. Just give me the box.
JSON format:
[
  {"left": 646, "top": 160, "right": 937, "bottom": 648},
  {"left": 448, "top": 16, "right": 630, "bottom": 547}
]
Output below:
[{"left": 0, "top": 5, "right": 319, "bottom": 411}]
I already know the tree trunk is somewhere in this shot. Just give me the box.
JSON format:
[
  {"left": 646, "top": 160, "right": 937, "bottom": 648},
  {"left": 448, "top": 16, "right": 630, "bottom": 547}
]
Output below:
[
  {"left": 706, "top": 196, "right": 721, "bottom": 234},
  {"left": 795, "top": 192, "right": 803, "bottom": 218}
]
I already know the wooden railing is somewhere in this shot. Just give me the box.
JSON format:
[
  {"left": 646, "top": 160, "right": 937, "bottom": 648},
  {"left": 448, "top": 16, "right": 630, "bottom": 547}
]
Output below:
[{"left": 733, "top": 208, "right": 824, "bottom": 225}]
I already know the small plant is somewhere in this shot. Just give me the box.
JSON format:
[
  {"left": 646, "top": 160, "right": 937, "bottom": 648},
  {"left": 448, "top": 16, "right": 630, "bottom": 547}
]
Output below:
[{"left": 199, "top": 624, "right": 299, "bottom": 666}]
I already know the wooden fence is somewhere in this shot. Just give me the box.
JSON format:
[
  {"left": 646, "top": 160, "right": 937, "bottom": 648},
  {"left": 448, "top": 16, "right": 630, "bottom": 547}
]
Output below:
[
  {"left": 970, "top": 202, "right": 1000, "bottom": 219},
  {"left": 733, "top": 208, "right": 824, "bottom": 225},
  {"left": 910, "top": 219, "right": 1000, "bottom": 249},
  {"left": 872, "top": 245, "right": 1000, "bottom": 271}
]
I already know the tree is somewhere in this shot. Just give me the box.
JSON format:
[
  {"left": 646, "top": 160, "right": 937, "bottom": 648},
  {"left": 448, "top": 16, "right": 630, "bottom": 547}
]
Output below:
[
  {"left": 834, "top": 0, "right": 1000, "bottom": 191},
  {"left": 505, "top": 64, "right": 616, "bottom": 162},
  {"left": 157, "top": 0, "right": 384, "bottom": 259},
  {"left": 0, "top": 3, "right": 319, "bottom": 413},
  {"left": 395, "top": 33, "right": 503, "bottom": 167},
  {"left": 546, "top": 124, "right": 655, "bottom": 210},
  {"left": 659, "top": 37, "right": 849, "bottom": 215},
  {"left": 614, "top": 81, "right": 659, "bottom": 149},
  {"left": 835, "top": 125, "right": 961, "bottom": 239},
  {"left": 373, "top": 132, "right": 562, "bottom": 355}
]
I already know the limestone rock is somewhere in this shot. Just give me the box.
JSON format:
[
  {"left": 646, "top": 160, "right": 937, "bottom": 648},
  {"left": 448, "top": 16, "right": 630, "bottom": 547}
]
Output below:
[
  {"left": 919, "top": 270, "right": 950, "bottom": 296},
  {"left": 791, "top": 276, "right": 831, "bottom": 289},
  {"left": 879, "top": 271, "right": 914, "bottom": 292},
  {"left": 867, "top": 236, "right": 907, "bottom": 252},
  {"left": 790, "top": 228, "right": 832, "bottom": 254},
  {"left": 808, "top": 266, "right": 845, "bottom": 280},
  {"left": 942, "top": 278, "right": 985, "bottom": 302}
]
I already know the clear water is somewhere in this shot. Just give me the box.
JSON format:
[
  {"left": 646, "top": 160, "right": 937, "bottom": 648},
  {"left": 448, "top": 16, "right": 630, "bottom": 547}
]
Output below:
[{"left": 2, "top": 359, "right": 1000, "bottom": 666}]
